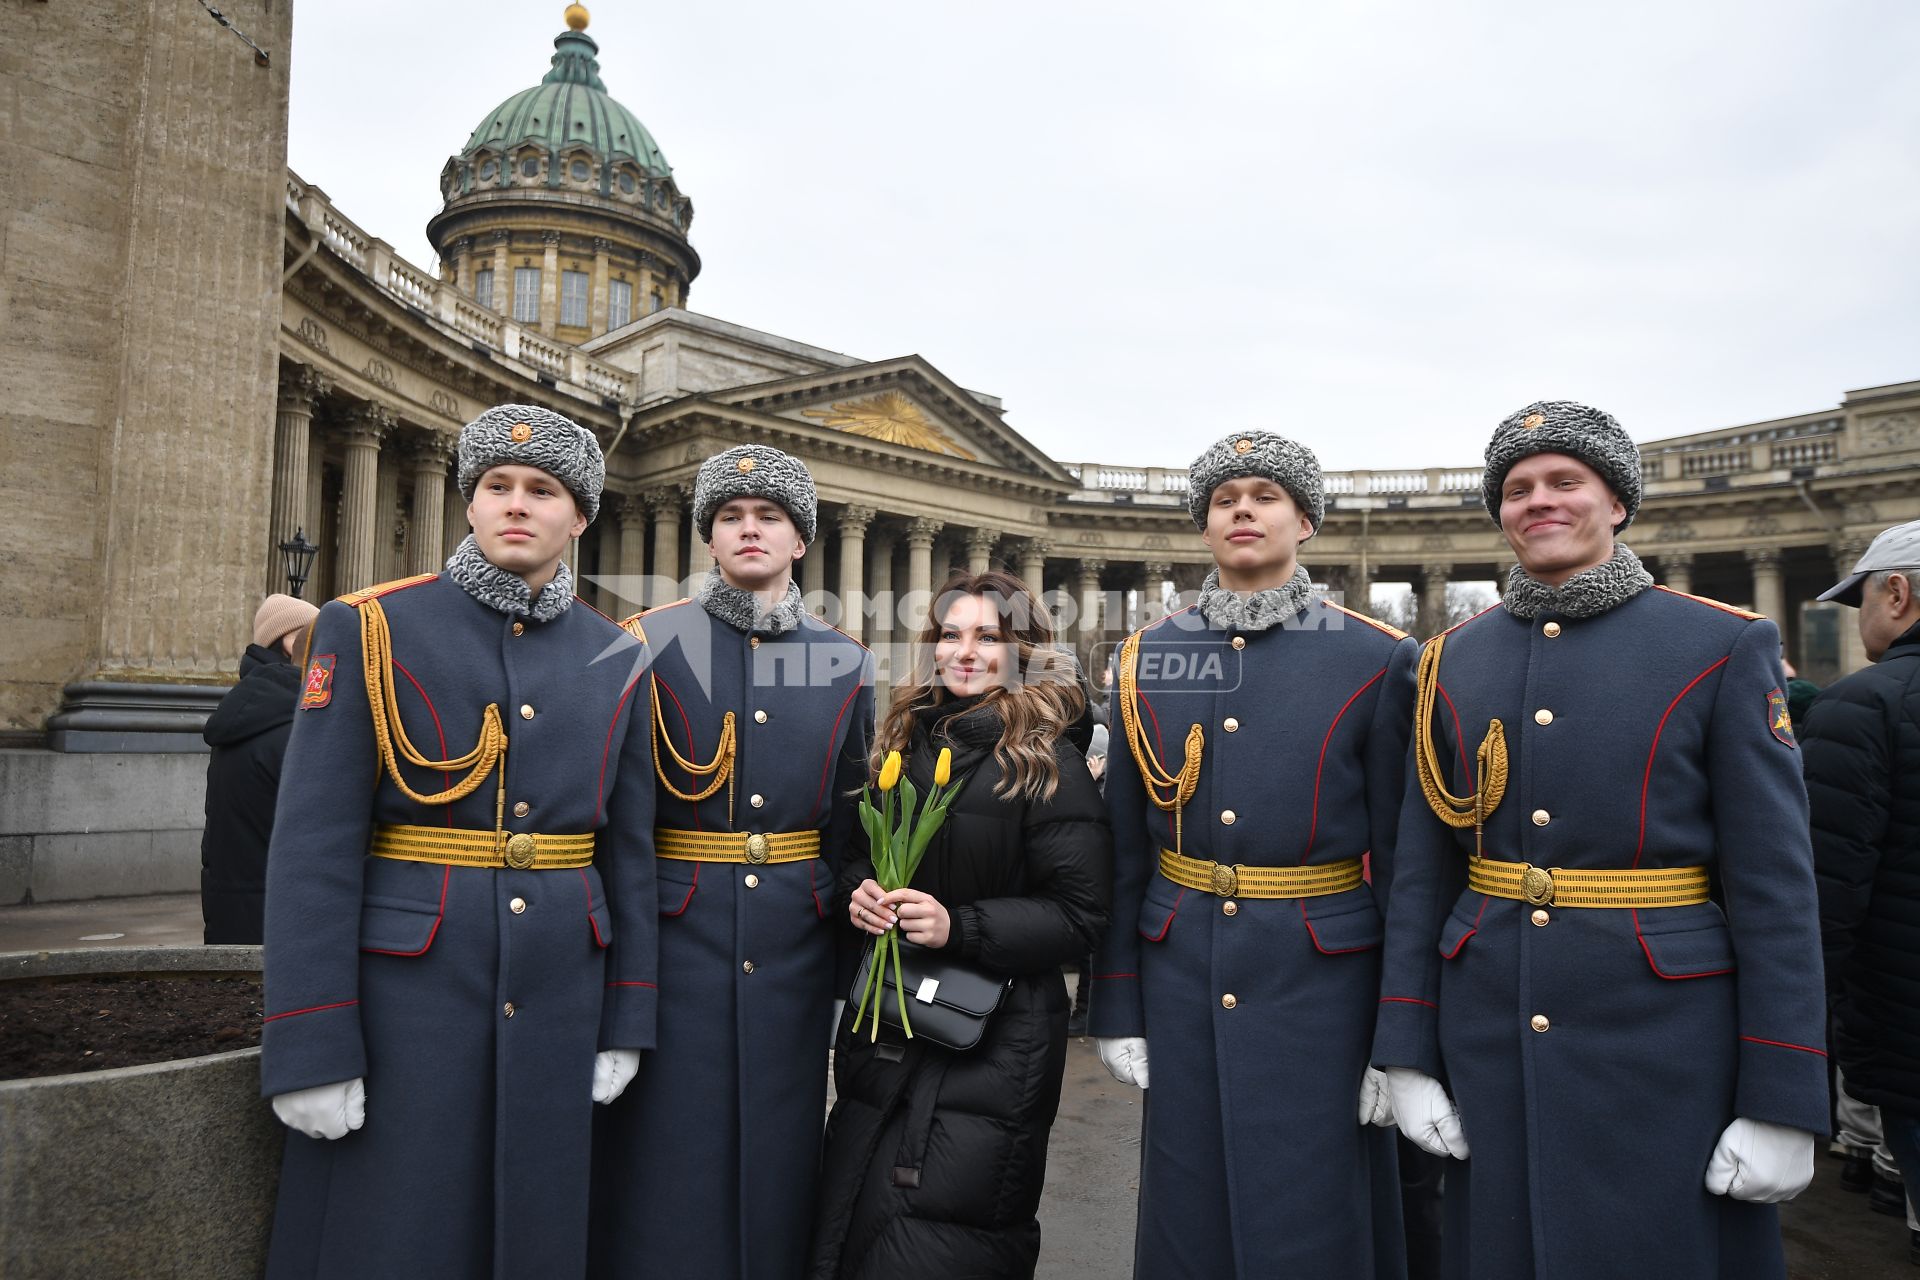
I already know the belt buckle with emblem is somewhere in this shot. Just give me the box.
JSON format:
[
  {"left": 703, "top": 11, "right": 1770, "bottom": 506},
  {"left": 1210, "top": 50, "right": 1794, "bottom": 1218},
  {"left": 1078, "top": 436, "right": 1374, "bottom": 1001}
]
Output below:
[
  {"left": 1521, "top": 864, "right": 1555, "bottom": 906},
  {"left": 1209, "top": 862, "right": 1239, "bottom": 896},
  {"left": 505, "top": 832, "right": 538, "bottom": 870},
  {"left": 744, "top": 833, "right": 771, "bottom": 865}
]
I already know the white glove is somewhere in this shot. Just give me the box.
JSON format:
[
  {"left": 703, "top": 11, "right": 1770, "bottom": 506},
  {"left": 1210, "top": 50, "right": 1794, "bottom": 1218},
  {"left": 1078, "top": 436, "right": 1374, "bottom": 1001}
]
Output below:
[
  {"left": 1384, "top": 1067, "right": 1469, "bottom": 1159},
  {"left": 592, "top": 1049, "right": 642, "bottom": 1105},
  {"left": 1704, "top": 1118, "right": 1815, "bottom": 1202},
  {"left": 1357, "top": 1066, "right": 1396, "bottom": 1127},
  {"left": 1096, "top": 1037, "right": 1150, "bottom": 1090},
  {"left": 272, "top": 1077, "right": 366, "bottom": 1140}
]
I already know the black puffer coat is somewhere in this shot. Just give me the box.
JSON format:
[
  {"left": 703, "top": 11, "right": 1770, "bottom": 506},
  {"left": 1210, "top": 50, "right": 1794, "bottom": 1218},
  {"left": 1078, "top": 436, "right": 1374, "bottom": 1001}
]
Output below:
[
  {"left": 1807, "top": 620, "right": 1920, "bottom": 1112},
  {"left": 810, "top": 697, "right": 1112, "bottom": 1280},
  {"left": 200, "top": 643, "right": 300, "bottom": 943}
]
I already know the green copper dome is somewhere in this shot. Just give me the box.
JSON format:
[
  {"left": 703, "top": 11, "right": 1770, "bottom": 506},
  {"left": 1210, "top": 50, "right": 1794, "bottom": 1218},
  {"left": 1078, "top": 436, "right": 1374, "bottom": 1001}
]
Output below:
[{"left": 458, "top": 28, "right": 671, "bottom": 179}]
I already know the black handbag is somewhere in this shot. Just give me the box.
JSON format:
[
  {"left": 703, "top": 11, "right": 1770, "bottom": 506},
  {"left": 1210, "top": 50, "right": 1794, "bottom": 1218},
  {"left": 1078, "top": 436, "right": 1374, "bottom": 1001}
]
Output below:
[{"left": 848, "top": 938, "right": 1011, "bottom": 1051}]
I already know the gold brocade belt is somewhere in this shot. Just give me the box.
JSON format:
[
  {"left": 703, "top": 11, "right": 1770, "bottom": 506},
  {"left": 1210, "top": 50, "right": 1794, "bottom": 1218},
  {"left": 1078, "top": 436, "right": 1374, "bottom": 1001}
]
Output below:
[
  {"left": 1467, "top": 856, "right": 1710, "bottom": 908},
  {"left": 654, "top": 828, "right": 822, "bottom": 866},
  {"left": 369, "top": 824, "right": 595, "bottom": 871},
  {"left": 1158, "top": 849, "right": 1364, "bottom": 899}
]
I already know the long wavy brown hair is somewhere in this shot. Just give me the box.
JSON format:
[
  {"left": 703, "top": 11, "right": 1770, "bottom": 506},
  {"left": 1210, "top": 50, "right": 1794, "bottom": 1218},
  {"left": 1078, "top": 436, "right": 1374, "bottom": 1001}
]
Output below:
[{"left": 874, "top": 570, "right": 1087, "bottom": 802}]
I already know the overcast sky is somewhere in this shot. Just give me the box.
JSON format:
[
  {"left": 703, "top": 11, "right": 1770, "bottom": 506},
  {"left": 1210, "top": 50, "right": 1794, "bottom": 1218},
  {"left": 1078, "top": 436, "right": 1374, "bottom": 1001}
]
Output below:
[{"left": 287, "top": 1, "right": 1920, "bottom": 471}]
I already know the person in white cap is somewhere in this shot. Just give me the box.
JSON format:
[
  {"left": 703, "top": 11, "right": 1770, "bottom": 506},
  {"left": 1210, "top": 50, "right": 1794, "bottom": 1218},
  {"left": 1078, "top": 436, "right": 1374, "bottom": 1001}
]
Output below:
[{"left": 1804, "top": 517, "right": 1920, "bottom": 1259}]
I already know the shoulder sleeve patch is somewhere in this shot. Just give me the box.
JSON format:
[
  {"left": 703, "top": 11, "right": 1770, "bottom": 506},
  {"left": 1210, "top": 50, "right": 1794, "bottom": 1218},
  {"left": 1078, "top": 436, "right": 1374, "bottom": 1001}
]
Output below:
[
  {"left": 301, "top": 654, "right": 337, "bottom": 709},
  {"left": 1768, "top": 687, "right": 1796, "bottom": 747}
]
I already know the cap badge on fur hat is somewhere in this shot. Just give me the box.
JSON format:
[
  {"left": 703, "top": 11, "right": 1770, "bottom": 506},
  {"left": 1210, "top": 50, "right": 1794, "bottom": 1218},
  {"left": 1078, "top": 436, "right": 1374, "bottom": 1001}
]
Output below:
[
  {"left": 1522, "top": 413, "right": 1544, "bottom": 430},
  {"left": 511, "top": 421, "right": 533, "bottom": 443},
  {"left": 1233, "top": 438, "right": 1254, "bottom": 455},
  {"left": 737, "top": 456, "right": 756, "bottom": 474}
]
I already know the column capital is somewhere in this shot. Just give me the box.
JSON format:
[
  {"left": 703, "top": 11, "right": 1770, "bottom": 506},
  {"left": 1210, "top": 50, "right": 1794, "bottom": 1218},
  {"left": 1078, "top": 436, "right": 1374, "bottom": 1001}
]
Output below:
[
  {"left": 1659, "top": 550, "right": 1695, "bottom": 569},
  {"left": 905, "top": 517, "right": 944, "bottom": 548},
  {"left": 453, "top": 236, "right": 474, "bottom": 253},
  {"left": 1420, "top": 561, "right": 1452, "bottom": 581},
  {"left": 542, "top": 230, "right": 562, "bottom": 246},
  {"left": 1832, "top": 538, "right": 1871, "bottom": 575},
  {"left": 838, "top": 505, "right": 878, "bottom": 535},
  {"left": 964, "top": 527, "right": 1000, "bottom": 554},
  {"left": 278, "top": 363, "right": 332, "bottom": 411},
  {"left": 592, "top": 237, "right": 613, "bottom": 254},
  {"left": 1745, "top": 546, "right": 1783, "bottom": 570},
  {"left": 1142, "top": 560, "right": 1172, "bottom": 579},
  {"left": 1076, "top": 557, "right": 1107, "bottom": 579},
  {"left": 404, "top": 430, "right": 457, "bottom": 471},
  {"left": 491, "top": 228, "right": 511, "bottom": 244},
  {"left": 609, "top": 492, "right": 649, "bottom": 529},
  {"left": 644, "top": 484, "right": 684, "bottom": 516},
  {"left": 342, "top": 402, "right": 396, "bottom": 446},
  {"left": 1021, "top": 538, "right": 1052, "bottom": 562}
]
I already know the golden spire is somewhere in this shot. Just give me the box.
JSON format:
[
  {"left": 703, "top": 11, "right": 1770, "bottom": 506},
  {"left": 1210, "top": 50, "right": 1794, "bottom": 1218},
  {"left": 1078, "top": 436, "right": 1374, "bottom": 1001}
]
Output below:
[{"left": 564, "top": 4, "right": 590, "bottom": 31}]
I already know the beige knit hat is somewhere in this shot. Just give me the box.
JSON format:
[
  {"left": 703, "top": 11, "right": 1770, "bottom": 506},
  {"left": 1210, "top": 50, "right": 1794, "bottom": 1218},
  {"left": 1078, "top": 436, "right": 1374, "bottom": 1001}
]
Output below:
[{"left": 253, "top": 594, "right": 319, "bottom": 650}]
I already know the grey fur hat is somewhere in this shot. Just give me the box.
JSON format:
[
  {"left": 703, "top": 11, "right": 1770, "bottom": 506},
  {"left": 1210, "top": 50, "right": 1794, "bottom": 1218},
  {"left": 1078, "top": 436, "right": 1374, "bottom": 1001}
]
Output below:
[
  {"left": 457, "top": 403, "right": 605, "bottom": 524},
  {"left": 693, "top": 444, "right": 819, "bottom": 544},
  {"left": 1482, "top": 401, "right": 1641, "bottom": 531},
  {"left": 1186, "top": 431, "right": 1325, "bottom": 533}
]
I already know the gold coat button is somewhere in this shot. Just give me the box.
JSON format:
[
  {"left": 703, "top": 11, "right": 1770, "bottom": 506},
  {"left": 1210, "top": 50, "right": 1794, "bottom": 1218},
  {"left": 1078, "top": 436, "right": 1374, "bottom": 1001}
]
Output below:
[
  {"left": 520, "top": 704, "right": 534, "bottom": 720},
  {"left": 1222, "top": 901, "right": 1238, "bottom": 916},
  {"left": 1221, "top": 809, "right": 1236, "bottom": 825},
  {"left": 1531, "top": 909, "right": 1549, "bottom": 927},
  {"left": 1532, "top": 809, "right": 1551, "bottom": 826},
  {"left": 1223, "top": 717, "right": 1239, "bottom": 733},
  {"left": 1534, "top": 709, "right": 1554, "bottom": 726},
  {"left": 1543, "top": 622, "right": 1562, "bottom": 638},
  {"left": 1530, "top": 1014, "right": 1550, "bottom": 1033},
  {"left": 744, "top": 874, "right": 759, "bottom": 889},
  {"left": 503, "top": 1002, "right": 516, "bottom": 1018},
  {"left": 754, "top": 710, "right": 768, "bottom": 723},
  {"left": 750, "top": 794, "right": 765, "bottom": 809},
  {"left": 510, "top": 897, "right": 527, "bottom": 915},
  {"left": 1221, "top": 993, "right": 1238, "bottom": 1009},
  {"left": 512, "top": 621, "right": 525, "bottom": 636},
  {"left": 742, "top": 961, "right": 755, "bottom": 974},
  {"left": 1230, "top": 636, "right": 1246, "bottom": 650},
  {"left": 514, "top": 801, "right": 530, "bottom": 817}
]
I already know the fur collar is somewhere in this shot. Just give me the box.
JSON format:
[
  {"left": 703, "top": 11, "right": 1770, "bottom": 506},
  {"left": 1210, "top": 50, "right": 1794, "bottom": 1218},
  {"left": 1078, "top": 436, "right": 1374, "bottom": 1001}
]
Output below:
[
  {"left": 443, "top": 534, "right": 575, "bottom": 622},
  {"left": 1502, "top": 543, "right": 1653, "bottom": 620},
  {"left": 694, "top": 568, "right": 808, "bottom": 636},
  {"left": 1195, "top": 565, "right": 1315, "bottom": 632}
]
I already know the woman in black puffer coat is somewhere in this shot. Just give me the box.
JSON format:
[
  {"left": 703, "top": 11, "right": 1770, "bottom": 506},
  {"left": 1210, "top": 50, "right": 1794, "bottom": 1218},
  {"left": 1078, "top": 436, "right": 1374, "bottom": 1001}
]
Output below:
[{"left": 810, "top": 570, "right": 1112, "bottom": 1280}]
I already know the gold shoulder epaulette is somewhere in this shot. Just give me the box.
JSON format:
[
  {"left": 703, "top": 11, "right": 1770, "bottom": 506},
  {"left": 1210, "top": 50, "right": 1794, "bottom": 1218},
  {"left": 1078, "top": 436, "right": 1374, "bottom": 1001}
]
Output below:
[
  {"left": 641, "top": 598, "right": 692, "bottom": 616},
  {"left": 816, "top": 618, "right": 872, "bottom": 652},
  {"left": 1324, "top": 600, "right": 1407, "bottom": 641},
  {"left": 617, "top": 612, "right": 647, "bottom": 642},
  {"left": 1654, "top": 586, "right": 1763, "bottom": 621},
  {"left": 337, "top": 573, "right": 438, "bottom": 608}
]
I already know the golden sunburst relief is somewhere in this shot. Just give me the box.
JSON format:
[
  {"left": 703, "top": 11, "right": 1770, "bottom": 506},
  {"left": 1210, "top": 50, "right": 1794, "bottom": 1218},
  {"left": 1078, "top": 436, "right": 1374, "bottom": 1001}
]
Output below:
[{"left": 800, "top": 391, "right": 978, "bottom": 461}]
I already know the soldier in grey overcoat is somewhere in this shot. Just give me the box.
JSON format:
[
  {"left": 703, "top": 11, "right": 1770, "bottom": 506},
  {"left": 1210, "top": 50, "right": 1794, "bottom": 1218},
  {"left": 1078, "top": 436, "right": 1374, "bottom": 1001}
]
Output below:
[
  {"left": 591, "top": 444, "right": 875, "bottom": 1280},
  {"left": 1090, "top": 430, "right": 1417, "bottom": 1279},
  {"left": 260, "top": 404, "right": 657, "bottom": 1279},
  {"left": 1373, "top": 402, "right": 1830, "bottom": 1279}
]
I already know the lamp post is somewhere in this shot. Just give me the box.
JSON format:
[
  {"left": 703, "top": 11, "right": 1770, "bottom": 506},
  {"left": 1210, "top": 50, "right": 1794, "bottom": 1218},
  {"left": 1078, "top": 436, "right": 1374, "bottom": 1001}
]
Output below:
[{"left": 279, "top": 528, "right": 320, "bottom": 599}]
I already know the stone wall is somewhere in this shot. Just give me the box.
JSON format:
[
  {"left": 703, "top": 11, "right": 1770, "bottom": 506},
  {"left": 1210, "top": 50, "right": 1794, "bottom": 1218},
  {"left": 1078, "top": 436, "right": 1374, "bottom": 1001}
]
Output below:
[{"left": 0, "top": 0, "right": 293, "bottom": 732}]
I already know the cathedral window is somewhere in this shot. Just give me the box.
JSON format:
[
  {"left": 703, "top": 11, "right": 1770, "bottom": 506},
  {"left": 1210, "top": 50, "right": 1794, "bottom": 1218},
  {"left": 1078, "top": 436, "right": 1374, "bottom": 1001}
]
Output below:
[
  {"left": 608, "top": 279, "right": 632, "bottom": 329},
  {"left": 570, "top": 158, "right": 590, "bottom": 182},
  {"left": 649, "top": 288, "right": 664, "bottom": 314},
  {"left": 475, "top": 269, "right": 494, "bottom": 309},
  {"left": 561, "top": 270, "right": 590, "bottom": 326},
  {"left": 512, "top": 268, "right": 541, "bottom": 322}
]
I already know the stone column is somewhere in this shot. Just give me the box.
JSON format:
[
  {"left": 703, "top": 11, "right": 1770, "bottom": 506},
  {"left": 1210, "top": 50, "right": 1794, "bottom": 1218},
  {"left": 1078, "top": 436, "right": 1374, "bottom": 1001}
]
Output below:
[
  {"left": 905, "top": 518, "right": 944, "bottom": 634},
  {"left": 964, "top": 528, "right": 999, "bottom": 576},
  {"left": 837, "top": 506, "right": 875, "bottom": 640},
  {"left": 373, "top": 442, "right": 404, "bottom": 583},
  {"left": 1018, "top": 539, "right": 1049, "bottom": 595},
  {"left": 1834, "top": 540, "right": 1871, "bottom": 676},
  {"left": 614, "top": 494, "right": 648, "bottom": 616},
  {"left": 684, "top": 484, "right": 714, "bottom": 579},
  {"left": 539, "top": 230, "right": 561, "bottom": 335},
  {"left": 1661, "top": 552, "right": 1694, "bottom": 596},
  {"left": 800, "top": 521, "right": 828, "bottom": 611},
  {"left": 406, "top": 433, "right": 456, "bottom": 577},
  {"left": 591, "top": 237, "right": 612, "bottom": 337},
  {"left": 868, "top": 525, "right": 897, "bottom": 649},
  {"left": 1419, "top": 562, "right": 1451, "bottom": 637},
  {"left": 443, "top": 463, "right": 467, "bottom": 557},
  {"left": 1075, "top": 558, "right": 1107, "bottom": 656},
  {"left": 269, "top": 365, "right": 330, "bottom": 593},
  {"left": 451, "top": 236, "right": 474, "bottom": 292},
  {"left": 1746, "top": 547, "right": 1785, "bottom": 625},
  {"left": 646, "top": 485, "right": 682, "bottom": 600},
  {"left": 1141, "top": 561, "right": 1173, "bottom": 624},
  {"left": 489, "top": 230, "right": 510, "bottom": 315},
  {"left": 307, "top": 423, "right": 333, "bottom": 599},
  {"left": 337, "top": 404, "right": 393, "bottom": 592}
]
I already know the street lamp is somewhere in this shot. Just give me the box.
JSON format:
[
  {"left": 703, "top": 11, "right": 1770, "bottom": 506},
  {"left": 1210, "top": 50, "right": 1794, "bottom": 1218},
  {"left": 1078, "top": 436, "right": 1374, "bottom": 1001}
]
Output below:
[{"left": 279, "top": 528, "right": 320, "bottom": 599}]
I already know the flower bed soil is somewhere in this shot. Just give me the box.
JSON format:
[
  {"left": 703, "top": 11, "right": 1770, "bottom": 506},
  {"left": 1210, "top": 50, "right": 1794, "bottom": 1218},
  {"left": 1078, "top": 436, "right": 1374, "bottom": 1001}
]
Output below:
[{"left": 0, "top": 974, "right": 263, "bottom": 1080}]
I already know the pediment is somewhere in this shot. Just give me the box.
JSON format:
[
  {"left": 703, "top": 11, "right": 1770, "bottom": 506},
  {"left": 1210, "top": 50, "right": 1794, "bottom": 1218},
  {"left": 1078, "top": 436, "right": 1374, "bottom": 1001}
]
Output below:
[{"left": 703, "top": 356, "right": 1073, "bottom": 483}]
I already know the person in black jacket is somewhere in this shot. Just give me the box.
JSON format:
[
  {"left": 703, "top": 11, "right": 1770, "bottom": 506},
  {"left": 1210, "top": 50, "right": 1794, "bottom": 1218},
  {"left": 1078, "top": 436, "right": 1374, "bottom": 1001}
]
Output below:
[
  {"left": 811, "top": 569, "right": 1113, "bottom": 1280},
  {"left": 1806, "top": 519, "right": 1920, "bottom": 1236},
  {"left": 200, "top": 592, "right": 318, "bottom": 943}
]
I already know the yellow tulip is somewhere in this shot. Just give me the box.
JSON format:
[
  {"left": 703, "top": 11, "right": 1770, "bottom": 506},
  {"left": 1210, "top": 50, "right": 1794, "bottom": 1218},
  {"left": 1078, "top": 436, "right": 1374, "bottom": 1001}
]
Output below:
[
  {"left": 878, "top": 750, "right": 903, "bottom": 792},
  {"left": 934, "top": 747, "right": 952, "bottom": 788}
]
